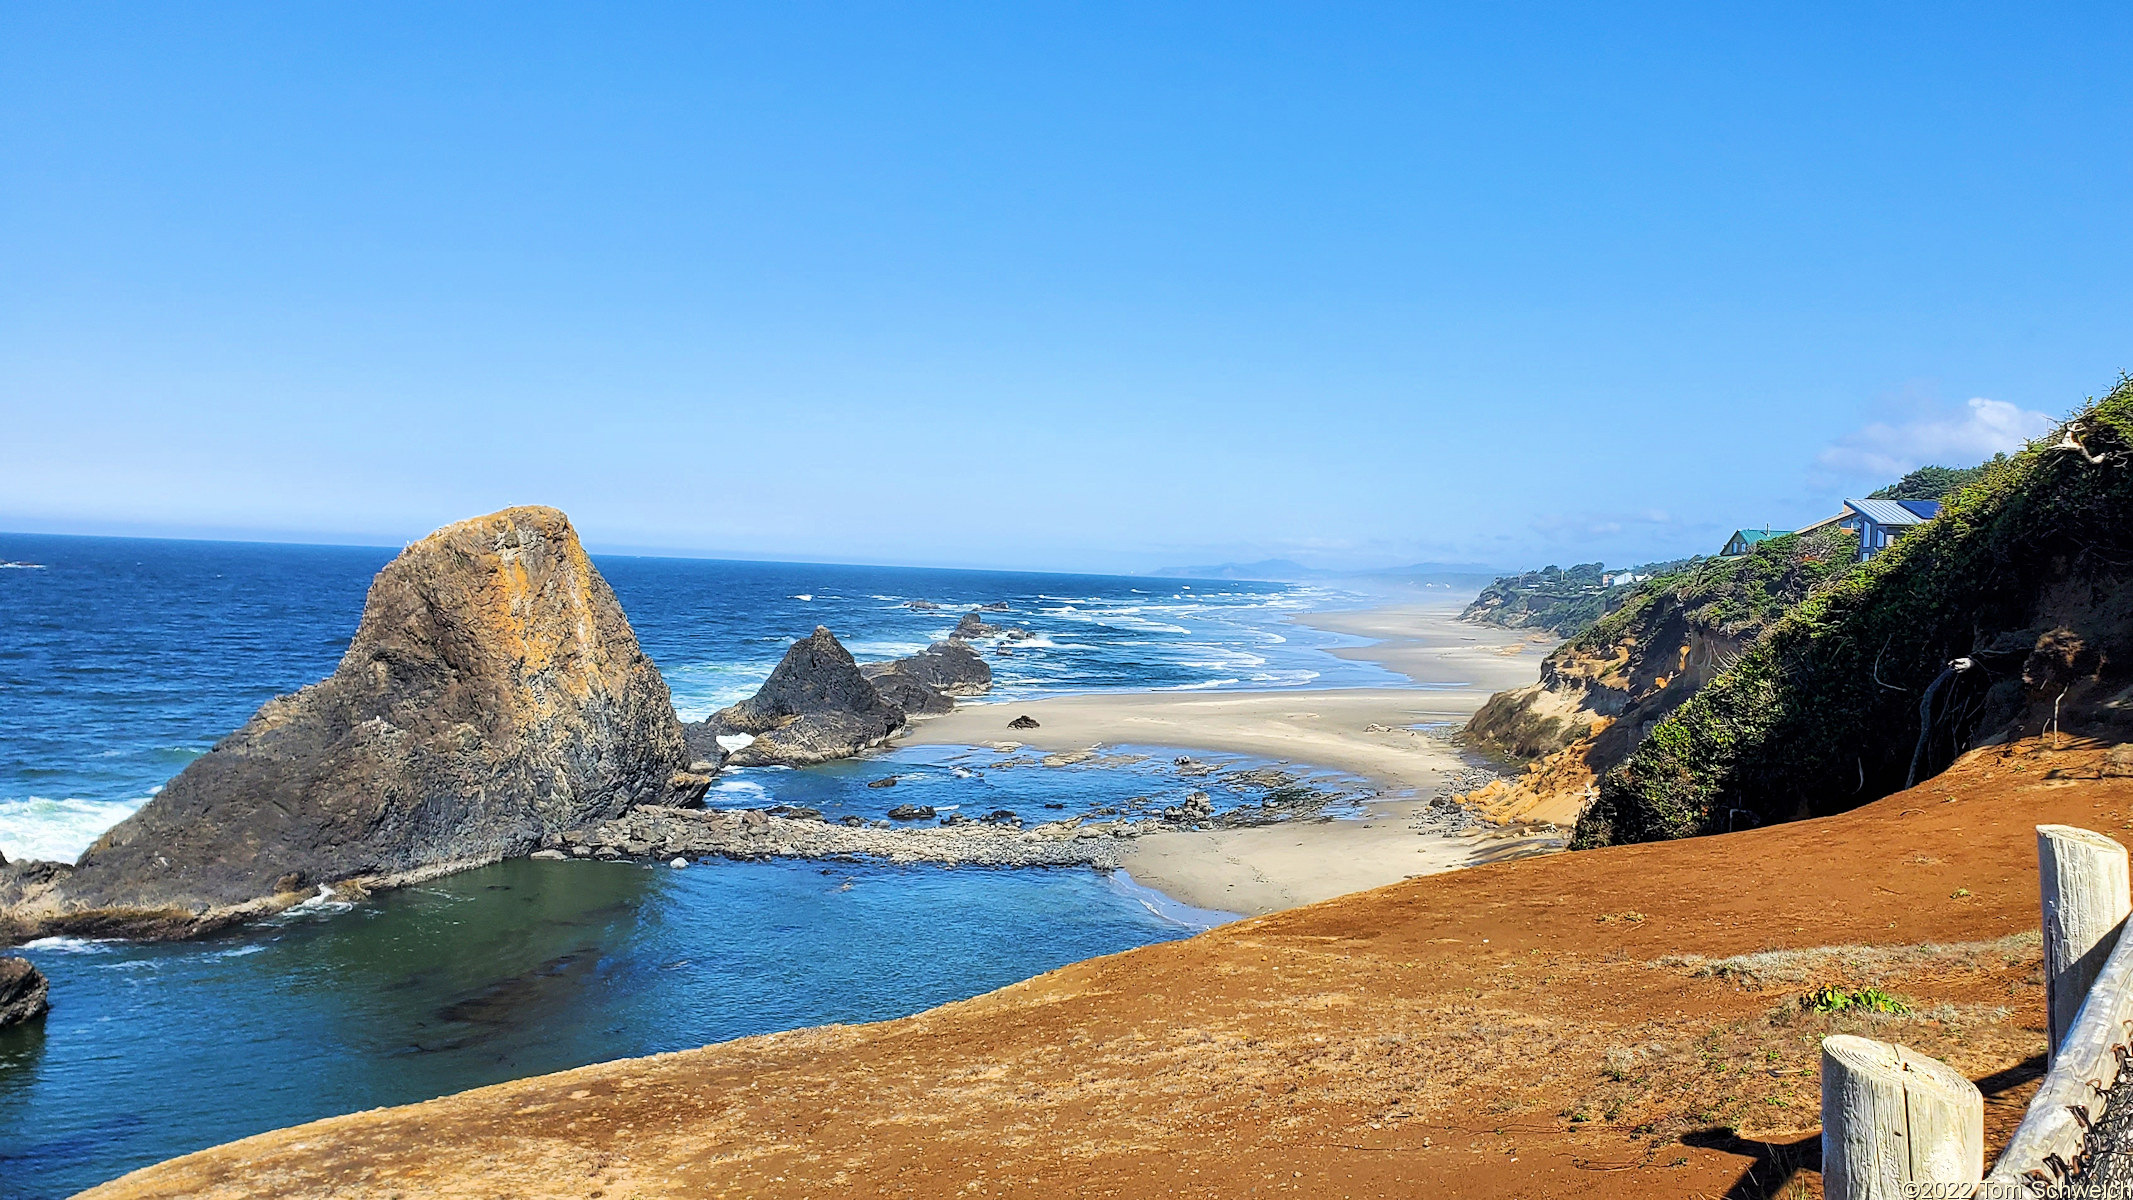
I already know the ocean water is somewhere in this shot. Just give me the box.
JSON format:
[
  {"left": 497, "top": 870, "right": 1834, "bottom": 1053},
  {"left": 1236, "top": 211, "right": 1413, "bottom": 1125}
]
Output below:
[
  {"left": 0, "top": 859, "right": 1226, "bottom": 1197},
  {"left": 0, "top": 532, "right": 1390, "bottom": 1197},
  {"left": 0, "top": 533, "right": 1400, "bottom": 859}
]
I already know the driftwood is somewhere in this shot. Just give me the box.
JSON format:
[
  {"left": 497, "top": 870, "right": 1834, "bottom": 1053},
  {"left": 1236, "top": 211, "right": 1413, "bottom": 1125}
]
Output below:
[{"left": 1821, "top": 1034, "right": 1983, "bottom": 1199}]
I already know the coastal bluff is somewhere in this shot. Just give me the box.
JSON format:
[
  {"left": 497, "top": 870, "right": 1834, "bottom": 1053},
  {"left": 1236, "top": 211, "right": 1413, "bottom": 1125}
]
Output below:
[{"left": 0, "top": 506, "right": 708, "bottom": 944}]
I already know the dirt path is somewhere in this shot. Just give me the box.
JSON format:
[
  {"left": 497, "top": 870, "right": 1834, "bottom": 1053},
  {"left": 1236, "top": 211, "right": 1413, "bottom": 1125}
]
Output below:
[{"left": 89, "top": 736, "right": 2133, "bottom": 1200}]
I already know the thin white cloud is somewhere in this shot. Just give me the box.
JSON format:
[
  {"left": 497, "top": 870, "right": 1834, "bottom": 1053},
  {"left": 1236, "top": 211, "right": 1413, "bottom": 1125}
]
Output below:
[{"left": 1817, "top": 398, "right": 2056, "bottom": 480}]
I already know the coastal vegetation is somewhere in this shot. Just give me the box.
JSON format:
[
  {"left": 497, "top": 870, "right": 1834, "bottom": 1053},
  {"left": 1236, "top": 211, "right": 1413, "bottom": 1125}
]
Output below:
[
  {"left": 1459, "top": 558, "right": 1695, "bottom": 636},
  {"left": 1575, "top": 377, "right": 2133, "bottom": 847},
  {"left": 1461, "top": 526, "right": 1861, "bottom": 824},
  {"left": 1868, "top": 459, "right": 2003, "bottom": 501}
]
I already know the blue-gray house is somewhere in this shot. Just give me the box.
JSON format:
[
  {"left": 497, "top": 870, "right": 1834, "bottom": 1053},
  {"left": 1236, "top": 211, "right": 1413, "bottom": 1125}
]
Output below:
[{"left": 1837, "top": 499, "right": 1940, "bottom": 561}]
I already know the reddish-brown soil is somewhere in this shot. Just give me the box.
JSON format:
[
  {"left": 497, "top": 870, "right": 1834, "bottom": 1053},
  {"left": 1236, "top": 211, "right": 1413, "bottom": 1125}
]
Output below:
[{"left": 88, "top": 737, "right": 2133, "bottom": 1200}]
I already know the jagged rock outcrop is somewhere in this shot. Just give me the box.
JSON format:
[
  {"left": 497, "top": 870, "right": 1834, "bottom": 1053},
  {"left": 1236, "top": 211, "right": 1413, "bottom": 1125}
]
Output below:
[
  {"left": 0, "top": 956, "right": 49, "bottom": 1027},
  {"left": 954, "top": 611, "right": 1000, "bottom": 638},
  {"left": 691, "top": 628, "right": 906, "bottom": 767},
  {"left": 864, "top": 639, "right": 992, "bottom": 698},
  {"left": 0, "top": 506, "right": 708, "bottom": 945},
  {"left": 868, "top": 671, "right": 956, "bottom": 716}
]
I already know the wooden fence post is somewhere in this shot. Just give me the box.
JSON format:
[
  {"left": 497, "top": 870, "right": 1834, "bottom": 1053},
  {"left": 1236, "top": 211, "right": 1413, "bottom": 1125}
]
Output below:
[
  {"left": 1821, "top": 1035, "right": 1983, "bottom": 1199},
  {"left": 2038, "top": 824, "right": 2132, "bottom": 1060}
]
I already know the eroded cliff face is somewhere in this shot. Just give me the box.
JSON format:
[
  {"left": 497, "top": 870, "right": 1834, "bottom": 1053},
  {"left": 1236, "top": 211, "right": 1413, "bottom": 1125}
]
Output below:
[
  {"left": 1462, "top": 597, "right": 1747, "bottom": 826},
  {"left": 1462, "top": 530, "right": 1858, "bottom": 828},
  {"left": 0, "top": 506, "right": 706, "bottom": 943},
  {"left": 1576, "top": 386, "right": 2133, "bottom": 848}
]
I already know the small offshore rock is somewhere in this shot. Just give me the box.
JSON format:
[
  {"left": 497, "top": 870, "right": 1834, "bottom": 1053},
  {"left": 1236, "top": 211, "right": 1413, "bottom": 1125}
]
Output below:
[
  {"left": 977, "top": 601, "right": 1011, "bottom": 612},
  {"left": 887, "top": 804, "right": 936, "bottom": 821},
  {"left": 0, "top": 957, "right": 49, "bottom": 1028},
  {"left": 690, "top": 628, "right": 905, "bottom": 767},
  {"left": 866, "top": 776, "right": 899, "bottom": 789},
  {"left": 529, "top": 849, "right": 568, "bottom": 861},
  {"left": 904, "top": 600, "right": 940, "bottom": 611},
  {"left": 670, "top": 857, "right": 688, "bottom": 869},
  {"left": 1008, "top": 715, "right": 1040, "bottom": 730}
]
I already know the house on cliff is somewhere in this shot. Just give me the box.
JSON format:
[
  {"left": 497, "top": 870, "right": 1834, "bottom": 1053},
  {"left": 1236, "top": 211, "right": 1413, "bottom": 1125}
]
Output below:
[
  {"left": 1720, "top": 527, "right": 1788, "bottom": 557},
  {"left": 1835, "top": 498, "right": 1940, "bottom": 560}
]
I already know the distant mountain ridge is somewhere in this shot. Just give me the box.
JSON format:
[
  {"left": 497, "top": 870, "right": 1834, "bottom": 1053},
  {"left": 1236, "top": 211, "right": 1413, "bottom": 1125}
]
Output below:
[{"left": 1150, "top": 559, "right": 1502, "bottom": 585}]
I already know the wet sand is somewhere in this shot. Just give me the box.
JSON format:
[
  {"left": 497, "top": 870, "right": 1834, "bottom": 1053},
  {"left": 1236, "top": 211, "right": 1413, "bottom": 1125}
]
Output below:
[{"left": 904, "top": 596, "right": 1561, "bottom": 913}]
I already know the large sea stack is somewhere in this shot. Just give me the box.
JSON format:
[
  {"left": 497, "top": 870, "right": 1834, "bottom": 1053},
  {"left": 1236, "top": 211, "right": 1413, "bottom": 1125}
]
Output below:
[
  {"left": 691, "top": 627, "right": 905, "bottom": 766},
  {"left": 0, "top": 506, "right": 707, "bottom": 943}
]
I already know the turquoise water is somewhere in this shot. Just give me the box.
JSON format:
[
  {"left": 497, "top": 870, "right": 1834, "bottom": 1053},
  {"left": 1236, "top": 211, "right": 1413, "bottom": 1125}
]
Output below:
[
  {"left": 1, "top": 858, "right": 1223, "bottom": 1196},
  {"left": 0, "top": 535, "right": 1386, "bottom": 1197}
]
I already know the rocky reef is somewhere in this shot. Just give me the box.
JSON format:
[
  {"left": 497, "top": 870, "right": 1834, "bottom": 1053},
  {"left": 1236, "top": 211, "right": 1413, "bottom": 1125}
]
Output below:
[
  {"left": 0, "top": 955, "right": 49, "bottom": 1028},
  {"left": 0, "top": 506, "right": 707, "bottom": 944},
  {"left": 690, "top": 627, "right": 908, "bottom": 767},
  {"left": 557, "top": 805, "right": 1136, "bottom": 869},
  {"left": 862, "top": 638, "right": 992, "bottom": 699}
]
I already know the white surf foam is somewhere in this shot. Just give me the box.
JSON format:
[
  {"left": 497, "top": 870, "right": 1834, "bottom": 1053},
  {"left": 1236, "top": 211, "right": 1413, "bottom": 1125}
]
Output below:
[
  {"left": 20, "top": 935, "right": 119, "bottom": 953},
  {"left": 0, "top": 795, "right": 148, "bottom": 862}
]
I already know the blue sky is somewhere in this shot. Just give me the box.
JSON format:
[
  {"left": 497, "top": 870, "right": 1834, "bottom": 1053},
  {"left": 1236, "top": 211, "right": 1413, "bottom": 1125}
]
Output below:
[{"left": 2, "top": 3, "right": 2126, "bottom": 573}]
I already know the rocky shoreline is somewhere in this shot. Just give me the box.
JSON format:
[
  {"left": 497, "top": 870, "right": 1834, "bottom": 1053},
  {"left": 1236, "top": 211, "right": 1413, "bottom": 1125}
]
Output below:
[
  {"left": 0, "top": 503, "right": 1487, "bottom": 947},
  {"left": 535, "top": 756, "right": 1377, "bottom": 874}
]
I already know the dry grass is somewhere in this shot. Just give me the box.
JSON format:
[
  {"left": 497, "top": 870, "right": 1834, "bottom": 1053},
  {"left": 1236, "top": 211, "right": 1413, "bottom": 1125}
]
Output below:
[{"left": 1651, "top": 931, "right": 2040, "bottom": 990}]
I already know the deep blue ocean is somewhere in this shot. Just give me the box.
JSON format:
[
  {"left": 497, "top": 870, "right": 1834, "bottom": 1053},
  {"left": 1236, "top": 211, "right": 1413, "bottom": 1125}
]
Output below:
[{"left": 0, "top": 532, "right": 1397, "bottom": 1198}]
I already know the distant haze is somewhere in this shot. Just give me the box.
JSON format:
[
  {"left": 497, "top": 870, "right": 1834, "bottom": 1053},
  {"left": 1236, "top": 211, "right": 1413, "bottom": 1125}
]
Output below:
[{"left": 2, "top": 5, "right": 2123, "bottom": 574}]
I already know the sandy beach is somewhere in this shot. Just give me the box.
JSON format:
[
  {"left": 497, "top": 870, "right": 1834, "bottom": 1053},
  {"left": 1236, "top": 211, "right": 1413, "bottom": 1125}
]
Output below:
[{"left": 905, "top": 594, "right": 1562, "bottom": 913}]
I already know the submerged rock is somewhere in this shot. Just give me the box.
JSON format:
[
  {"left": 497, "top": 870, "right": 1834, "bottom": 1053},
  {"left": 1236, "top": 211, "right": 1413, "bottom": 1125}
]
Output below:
[
  {"left": 690, "top": 627, "right": 905, "bottom": 767},
  {"left": 0, "top": 506, "right": 708, "bottom": 944},
  {"left": 0, "top": 956, "right": 48, "bottom": 1028}
]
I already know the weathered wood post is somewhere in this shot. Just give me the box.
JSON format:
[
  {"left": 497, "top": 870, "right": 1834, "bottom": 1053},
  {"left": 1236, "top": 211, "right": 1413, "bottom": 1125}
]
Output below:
[
  {"left": 2038, "top": 824, "right": 2132, "bottom": 1060},
  {"left": 1821, "top": 1035, "right": 1983, "bottom": 1199}
]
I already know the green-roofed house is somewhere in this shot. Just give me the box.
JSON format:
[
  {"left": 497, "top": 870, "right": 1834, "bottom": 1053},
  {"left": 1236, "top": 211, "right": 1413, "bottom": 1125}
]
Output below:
[{"left": 1720, "top": 527, "right": 1788, "bottom": 557}]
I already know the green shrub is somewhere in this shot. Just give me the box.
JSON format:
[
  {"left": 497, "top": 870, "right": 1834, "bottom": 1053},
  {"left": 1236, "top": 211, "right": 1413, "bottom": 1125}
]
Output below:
[
  {"left": 1800, "top": 985, "right": 1911, "bottom": 1015},
  {"left": 1574, "top": 376, "right": 2133, "bottom": 848}
]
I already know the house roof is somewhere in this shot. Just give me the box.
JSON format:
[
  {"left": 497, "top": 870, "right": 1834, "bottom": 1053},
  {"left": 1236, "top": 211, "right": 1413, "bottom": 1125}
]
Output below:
[
  {"left": 1844, "top": 498, "right": 1940, "bottom": 527},
  {"left": 1726, "top": 529, "right": 1787, "bottom": 546}
]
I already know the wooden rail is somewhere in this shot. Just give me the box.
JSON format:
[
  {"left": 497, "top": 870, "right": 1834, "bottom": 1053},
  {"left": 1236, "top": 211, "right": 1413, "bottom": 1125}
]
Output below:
[{"left": 1821, "top": 824, "right": 2133, "bottom": 1199}]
